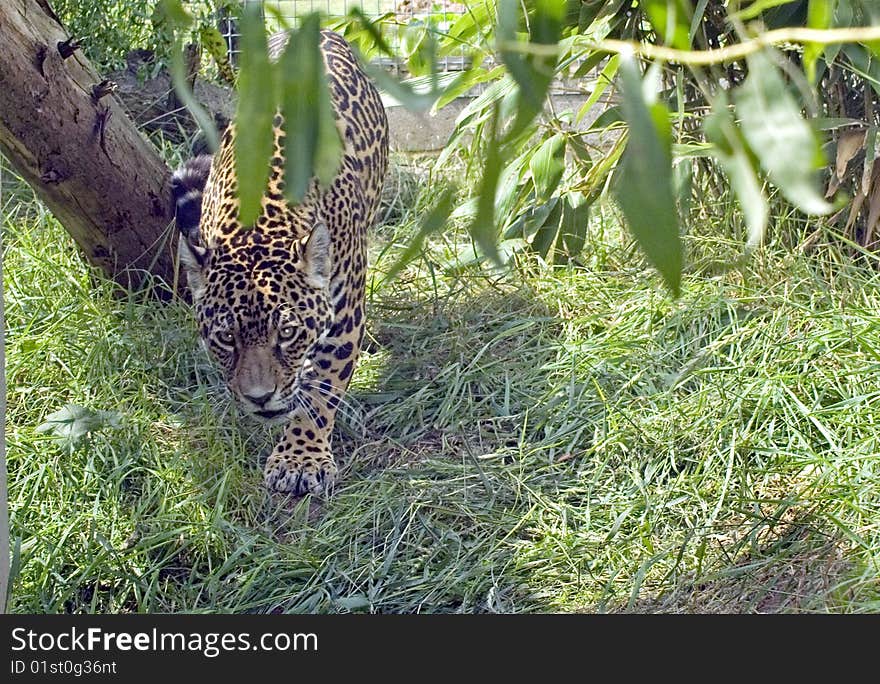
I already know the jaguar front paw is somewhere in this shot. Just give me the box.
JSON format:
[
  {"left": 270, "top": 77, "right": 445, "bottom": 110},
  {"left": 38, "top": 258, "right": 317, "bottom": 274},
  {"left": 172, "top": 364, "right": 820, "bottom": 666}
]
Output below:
[{"left": 264, "top": 450, "right": 338, "bottom": 496}]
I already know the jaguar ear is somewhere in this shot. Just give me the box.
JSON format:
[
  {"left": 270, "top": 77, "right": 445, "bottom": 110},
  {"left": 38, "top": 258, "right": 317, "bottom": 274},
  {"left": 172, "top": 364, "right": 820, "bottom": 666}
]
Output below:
[
  {"left": 302, "top": 222, "right": 331, "bottom": 289},
  {"left": 171, "top": 156, "right": 213, "bottom": 297}
]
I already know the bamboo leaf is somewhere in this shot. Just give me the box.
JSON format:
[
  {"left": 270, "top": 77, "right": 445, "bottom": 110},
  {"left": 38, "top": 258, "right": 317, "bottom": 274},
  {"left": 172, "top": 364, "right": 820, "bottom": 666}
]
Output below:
[
  {"left": 36, "top": 404, "right": 122, "bottom": 447},
  {"left": 468, "top": 105, "right": 503, "bottom": 265},
  {"left": 279, "top": 14, "right": 342, "bottom": 203},
  {"left": 576, "top": 54, "right": 620, "bottom": 123},
  {"left": 363, "top": 63, "right": 439, "bottom": 112},
  {"left": 160, "top": 1, "right": 219, "bottom": 152},
  {"left": 157, "top": 0, "right": 192, "bottom": 29},
  {"left": 234, "top": 4, "right": 275, "bottom": 223},
  {"left": 613, "top": 55, "right": 681, "bottom": 296},
  {"left": 530, "top": 133, "right": 566, "bottom": 202},
  {"left": 734, "top": 51, "right": 831, "bottom": 215},
  {"left": 643, "top": 0, "right": 693, "bottom": 50},
  {"left": 384, "top": 187, "right": 456, "bottom": 280},
  {"left": 434, "top": 66, "right": 505, "bottom": 112},
  {"left": 560, "top": 191, "right": 590, "bottom": 257},
  {"left": 805, "top": 0, "right": 833, "bottom": 82},
  {"left": 704, "top": 94, "right": 769, "bottom": 248},
  {"left": 497, "top": 0, "right": 565, "bottom": 139}
]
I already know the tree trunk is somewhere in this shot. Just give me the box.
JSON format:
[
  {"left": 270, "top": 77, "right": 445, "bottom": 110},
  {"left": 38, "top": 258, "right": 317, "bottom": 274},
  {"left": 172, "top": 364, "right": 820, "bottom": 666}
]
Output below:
[{"left": 0, "top": 0, "right": 176, "bottom": 294}]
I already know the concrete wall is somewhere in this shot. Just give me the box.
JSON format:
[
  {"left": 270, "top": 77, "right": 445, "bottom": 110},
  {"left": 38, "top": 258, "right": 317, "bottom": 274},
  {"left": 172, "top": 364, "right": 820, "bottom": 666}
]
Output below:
[{"left": 387, "top": 93, "right": 618, "bottom": 153}]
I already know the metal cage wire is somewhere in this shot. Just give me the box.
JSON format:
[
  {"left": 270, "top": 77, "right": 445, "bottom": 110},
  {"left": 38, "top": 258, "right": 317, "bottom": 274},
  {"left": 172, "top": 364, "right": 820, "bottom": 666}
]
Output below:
[
  {"left": 213, "top": 1, "right": 471, "bottom": 73},
  {"left": 205, "top": 2, "right": 587, "bottom": 97}
]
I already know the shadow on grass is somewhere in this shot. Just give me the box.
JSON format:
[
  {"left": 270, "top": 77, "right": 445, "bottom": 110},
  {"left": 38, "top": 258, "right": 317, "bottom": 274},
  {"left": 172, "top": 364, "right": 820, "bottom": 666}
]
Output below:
[{"left": 338, "top": 279, "right": 564, "bottom": 476}]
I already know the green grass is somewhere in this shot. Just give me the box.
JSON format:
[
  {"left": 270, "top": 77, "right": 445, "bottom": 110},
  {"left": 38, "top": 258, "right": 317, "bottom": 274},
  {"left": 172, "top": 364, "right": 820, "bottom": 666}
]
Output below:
[{"left": 4, "top": 160, "right": 880, "bottom": 614}]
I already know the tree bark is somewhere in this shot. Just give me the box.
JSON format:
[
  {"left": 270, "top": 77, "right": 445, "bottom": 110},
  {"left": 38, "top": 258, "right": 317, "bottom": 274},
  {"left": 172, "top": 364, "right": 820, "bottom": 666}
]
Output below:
[{"left": 0, "top": 0, "right": 176, "bottom": 294}]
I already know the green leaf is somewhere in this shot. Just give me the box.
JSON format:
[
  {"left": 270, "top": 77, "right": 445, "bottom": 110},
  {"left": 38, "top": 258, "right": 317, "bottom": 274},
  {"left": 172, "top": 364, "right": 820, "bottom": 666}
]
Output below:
[
  {"left": 468, "top": 105, "right": 503, "bottom": 265},
  {"left": 731, "top": 0, "right": 801, "bottom": 22},
  {"left": 576, "top": 54, "right": 620, "bottom": 123},
  {"left": 689, "top": 0, "right": 711, "bottom": 45},
  {"left": 581, "top": 133, "right": 625, "bottom": 203},
  {"left": 280, "top": 14, "right": 343, "bottom": 203},
  {"left": 313, "top": 43, "right": 343, "bottom": 184},
  {"left": 572, "top": 49, "right": 611, "bottom": 78},
  {"left": 384, "top": 187, "right": 456, "bottom": 281},
  {"left": 446, "top": 2, "right": 491, "bottom": 43},
  {"left": 157, "top": 0, "right": 192, "bottom": 30},
  {"left": 673, "top": 157, "right": 693, "bottom": 224},
  {"left": 841, "top": 44, "right": 880, "bottom": 99},
  {"left": 455, "top": 76, "right": 516, "bottom": 126},
  {"left": 560, "top": 191, "right": 590, "bottom": 257},
  {"left": 497, "top": 0, "right": 565, "bottom": 139},
  {"left": 502, "top": 196, "right": 556, "bottom": 241},
  {"left": 864, "top": 40, "right": 880, "bottom": 61},
  {"left": 497, "top": 0, "right": 535, "bottom": 105},
  {"left": 36, "top": 404, "right": 122, "bottom": 447},
  {"left": 613, "top": 55, "right": 681, "bottom": 296},
  {"left": 577, "top": 0, "right": 612, "bottom": 32},
  {"left": 588, "top": 105, "right": 625, "bottom": 131},
  {"left": 363, "top": 62, "right": 439, "bottom": 112},
  {"left": 234, "top": 4, "right": 275, "bottom": 223},
  {"left": 643, "top": 0, "right": 693, "bottom": 50},
  {"left": 579, "top": 0, "right": 629, "bottom": 42},
  {"left": 530, "top": 133, "right": 567, "bottom": 202},
  {"left": 434, "top": 66, "right": 505, "bottom": 112},
  {"left": 162, "top": 1, "right": 218, "bottom": 152},
  {"left": 519, "top": 197, "right": 559, "bottom": 242},
  {"left": 704, "top": 94, "right": 768, "bottom": 247},
  {"left": 280, "top": 18, "right": 318, "bottom": 203},
  {"left": 805, "top": 0, "right": 833, "bottom": 82},
  {"left": 824, "top": 0, "right": 855, "bottom": 65},
  {"left": 402, "top": 23, "right": 437, "bottom": 78},
  {"left": 346, "top": 7, "right": 394, "bottom": 57},
  {"left": 568, "top": 133, "right": 593, "bottom": 168},
  {"left": 495, "top": 151, "right": 530, "bottom": 220},
  {"left": 532, "top": 0, "right": 567, "bottom": 45},
  {"left": 734, "top": 51, "right": 832, "bottom": 215},
  {"left": 531, "top": 199, "right": 564, "bottom": 259}
]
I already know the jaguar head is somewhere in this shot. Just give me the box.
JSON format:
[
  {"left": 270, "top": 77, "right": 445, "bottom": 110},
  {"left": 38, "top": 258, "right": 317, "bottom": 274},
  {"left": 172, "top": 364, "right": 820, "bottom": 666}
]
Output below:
[{"left": 172, "top": 157, "right": 333, "bottom": 420}]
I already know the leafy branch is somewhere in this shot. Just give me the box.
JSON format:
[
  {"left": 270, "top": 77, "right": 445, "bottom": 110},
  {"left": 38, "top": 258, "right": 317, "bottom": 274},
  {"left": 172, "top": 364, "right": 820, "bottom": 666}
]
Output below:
[{"left": 498, "top": 25, "right": 880, "bottom": 64}]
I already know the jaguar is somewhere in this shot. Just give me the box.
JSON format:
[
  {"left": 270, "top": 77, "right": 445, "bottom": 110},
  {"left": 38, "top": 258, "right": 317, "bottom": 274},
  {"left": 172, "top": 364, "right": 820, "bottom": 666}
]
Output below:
[{"left": 171, "top": 30, "right": 389, "bottom": 496}]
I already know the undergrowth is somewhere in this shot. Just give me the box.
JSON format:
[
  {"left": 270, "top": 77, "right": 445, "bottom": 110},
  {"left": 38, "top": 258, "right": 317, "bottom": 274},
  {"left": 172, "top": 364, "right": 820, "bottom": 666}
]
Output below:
[{"left": 4, "top": 159, "right": 880, "bottom": 613}]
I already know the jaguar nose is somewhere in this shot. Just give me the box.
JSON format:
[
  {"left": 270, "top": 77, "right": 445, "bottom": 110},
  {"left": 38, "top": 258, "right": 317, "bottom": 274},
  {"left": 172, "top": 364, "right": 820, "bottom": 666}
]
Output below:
[{"left": 242, "top": 388, "right": 276, "bottom": 408}]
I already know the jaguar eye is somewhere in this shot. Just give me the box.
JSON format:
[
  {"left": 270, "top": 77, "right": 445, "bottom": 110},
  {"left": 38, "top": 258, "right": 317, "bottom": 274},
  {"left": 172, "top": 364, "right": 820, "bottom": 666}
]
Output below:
[
  {"left": 216, "top": 329, "right": 235, "bottom": 346},
  {"left": 278, "top": 325, "right": 297, "bottom": 341}
]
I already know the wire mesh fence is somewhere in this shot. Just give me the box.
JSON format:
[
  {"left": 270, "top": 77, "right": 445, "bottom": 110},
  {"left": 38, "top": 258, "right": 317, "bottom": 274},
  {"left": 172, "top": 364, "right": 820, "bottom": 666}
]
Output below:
[
  {"left": 207, "top": 1, "right": 590, "bottom": 100},
  {"left": 215, "top": 0, "right": 471, "bottom": 73}
]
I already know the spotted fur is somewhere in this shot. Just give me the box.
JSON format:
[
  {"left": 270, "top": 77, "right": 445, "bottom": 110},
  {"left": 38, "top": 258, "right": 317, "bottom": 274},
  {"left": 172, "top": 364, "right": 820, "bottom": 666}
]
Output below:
[{"left": 173, "top": 30, "right": 389, "bottom": 496}]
